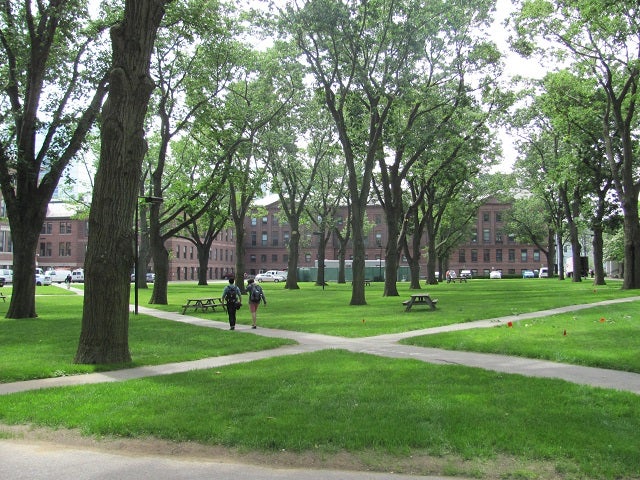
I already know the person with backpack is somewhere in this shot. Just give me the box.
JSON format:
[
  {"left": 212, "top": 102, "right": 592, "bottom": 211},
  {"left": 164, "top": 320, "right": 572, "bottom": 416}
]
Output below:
[
  {"left": 222, "top": 278, "right": 242, "bottom": 330},
  {"left": 246, "top": 278, "right": 266, "bottom": 329}
]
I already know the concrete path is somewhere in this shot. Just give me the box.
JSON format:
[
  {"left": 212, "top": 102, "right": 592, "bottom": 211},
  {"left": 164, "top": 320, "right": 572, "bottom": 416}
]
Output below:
[
  {"left": 2, "top": 294, "right": 640, "bottom": 480},
  {"left": 2, "top": 296, "right": 640, "bottom": 396}
]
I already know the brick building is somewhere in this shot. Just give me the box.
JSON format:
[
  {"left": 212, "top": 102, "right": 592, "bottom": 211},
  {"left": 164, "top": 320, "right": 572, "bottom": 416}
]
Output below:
[
  {"left": 446, "top": 197, "right": 543, "bottom": 277},
  {"left": 37, "top": 202, "right": 88, "bottom": 271},
  {"left": 1, "top": 196, "right": 542, "bottom": 279}
]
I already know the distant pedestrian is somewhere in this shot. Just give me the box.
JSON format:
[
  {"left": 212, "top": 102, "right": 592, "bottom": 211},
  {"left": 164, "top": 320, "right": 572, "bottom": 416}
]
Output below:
[
  {"left": 222, "top": 278, "right": 242, "bottom": 330},
  {"left": 65, "top": 273, "right": 72, "bottom": 289},
  {"left": 246, "top": 278, "right": 266, "bottom": 329}
]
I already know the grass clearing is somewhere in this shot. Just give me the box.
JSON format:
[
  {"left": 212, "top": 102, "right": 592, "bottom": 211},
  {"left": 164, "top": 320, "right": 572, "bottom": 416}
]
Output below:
[
  {"left": 1, "top": 350, "right": 639, "bottom": 479},
  {"left": 2, "top": 278, "right": 640, "bottom": 478},
  {"left": 0, "top": 292, "right": 294, "bottom": 382}
]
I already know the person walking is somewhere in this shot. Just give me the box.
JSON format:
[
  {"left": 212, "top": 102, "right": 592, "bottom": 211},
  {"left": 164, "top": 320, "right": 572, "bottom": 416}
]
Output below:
[
  {"left": 222, "top": 278, "right": 242, "bottom": 330},
  {"left": 246, "top": 278, "right": 266, "bottom": 329},
  {"left": 65, "top": 273, "right": 72, "bottom": 289}
]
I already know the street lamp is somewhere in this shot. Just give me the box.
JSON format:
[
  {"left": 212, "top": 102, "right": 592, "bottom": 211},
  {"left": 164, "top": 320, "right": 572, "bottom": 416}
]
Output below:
[
  {"left": 377, "top": 241, "right": 383, "bottom": 281},
  {"left": 134, "top": 196, "right": 163, "bottom": 315}
]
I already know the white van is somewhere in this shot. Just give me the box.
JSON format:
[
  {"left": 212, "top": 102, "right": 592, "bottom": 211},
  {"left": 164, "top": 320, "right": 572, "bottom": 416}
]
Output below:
[
  {"left": 0, "top": 268, "right": 13, "bottom": 284},
  {"left": 47, "top": 269, "right": 72, "bottom": 283},
  {"left": 71, "top": 269, "right": 84, "bottom": 282},
  {"left": 539, "top": 267, "right": 549, "bottom": 278},
  {"left": 264, "top": 270, "right": 287, "bottom": 280}
]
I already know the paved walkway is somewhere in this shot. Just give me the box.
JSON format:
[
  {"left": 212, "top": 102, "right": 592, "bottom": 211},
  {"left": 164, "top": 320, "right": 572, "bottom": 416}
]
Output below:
[
  {"left": 2, "top": 295, "right": 640, "bottom": 396},
  {"left": 2, "top": 293, "right": 640, "bottom": 480}
]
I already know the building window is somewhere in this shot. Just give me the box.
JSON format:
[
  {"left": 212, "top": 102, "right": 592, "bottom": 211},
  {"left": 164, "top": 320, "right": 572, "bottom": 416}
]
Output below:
[
  {"left": 272, "top": 215, "right": 279, "bottom": 226},
  {"left": 496, "top": 249, "right": 502, "bottom": 262},
  {"left": 251, "top": 231, "right": 257, "bottom": 246},
  {"left": 250, "top": 254, "right": 256, "bottom": 263},
  {"left": 41, "top": 222, "right": 53, "bottom": 234},
  {"left": 508, "top": 249, "right": 515, "bottom": 262},
  {"left": 484, "top": 249, "right": 490, "bottom": 262},
  {"left": 375, "top": 232, "right": 382, "bottom": 245},
  {"left": 272, "top": 232, "right": 279, "bottom": 246},
  {"left": 458, "top": 249, "right": 466, "bottom": 263},
  {"left": 533, "top": 249, "right": 540, "bottom": 262},
  {"left": 261, "top": 254, "right": 267, "bottom": 263},
  {"left": 471, "top": 230, "right": 477, "bottom": 243},
  {"left": 261, "top": 232, "right": 268, "bottom": 246},
  {"left": 39, "top": 242, "right": 52, "bottom": 257},
  {"left": 251, "top": 217, "right": 257, "bottom": 226},
  {"left": 305, "top": 253, "right": 312, "bottom": 263},
  {"left": 189, "top": 246, "right": 194, "bottom": 259},
  {"left": 483, "top": 212, "right": 490, "bottom": 222},
  {"left": 375, "top": 215, "right": 382, "bottom": 225},
  {"left": 495, "top": 212, "right": 503, "bottom": 222},
  {"left": 521, "top": 249, "right": 528, "bottom": 262},
  {"left": 283, "top": 231, "right": 290, "bottom": 246},
  {"left": 508, "top": 233, "right": 516, "bottom": 243},
  {"left": 471, "top": 249, "right": 478, "bottom": 262},
  {"left": 495, "top": 232, "right": 503, "bottom": 244},
  {"left": 272, "top": 254, "right": 278, "bottom": 263},
  {"left": 59, "top": 242, "right": 71, "bottom": 256},
  {"left": 483, "top": 228, "right": 490, "bottom": 243},
  {"left": 59, "top": 222, "right": 72, "bottom": 234},
  {"left": 262, "top": 216, "right": 268, "bottom": 224}
]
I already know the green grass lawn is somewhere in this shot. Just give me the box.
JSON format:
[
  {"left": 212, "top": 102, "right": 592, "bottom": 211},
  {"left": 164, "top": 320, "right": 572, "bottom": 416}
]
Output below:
[
  {"left": 1, "top": 279, "right": 640, "bottom": 479},
  {"left": 134, "top": 278, "right": 639, "bottom": 337}
]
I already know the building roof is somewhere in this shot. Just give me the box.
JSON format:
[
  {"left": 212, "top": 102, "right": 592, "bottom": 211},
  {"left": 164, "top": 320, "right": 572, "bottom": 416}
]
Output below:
[{"left": 46, "top": 202, "right": 78, "bottom": 219}]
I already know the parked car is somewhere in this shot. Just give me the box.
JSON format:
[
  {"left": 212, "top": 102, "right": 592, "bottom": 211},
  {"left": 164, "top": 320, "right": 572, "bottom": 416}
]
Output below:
[
  {"left": 489, "top": 270, "right": 502, "bottom": 279},
  {"left": 0, "top": 268, "right": 13, "bottom": 284},
  {"left": 47, "top": 269, "right": 72, "bottom": 283},
  {"left": 522, "top": 269, "right": 535, "bottom": 278},
  {"left": 262, "top": 270, "right": 288, "bottom": 280},
  {"left": 460, "top": 269, "right": 472, "bottom": 279},
  {"left": 255, "top": 272, "right": 285, "bottom": 283},
  {"left": 35, "top": 272, "right": 52, "bottom": 286},
  {"left": 130, "top": 272, "right": 155, "bottom": 283},
  {"left": 71, "top": 269, "right": 84, "bottom": 282},
  {"left": 539, "top": 267, "right": 549, "bottom": 278}
]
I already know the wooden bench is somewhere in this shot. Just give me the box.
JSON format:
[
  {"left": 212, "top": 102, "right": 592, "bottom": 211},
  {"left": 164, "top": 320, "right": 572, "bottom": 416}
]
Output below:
[
  {"left": 403, "top": 293, "right": 438, "bottom": 311},
  {"left": 351, "top": 279, "right": 372, "bottom": 286},
  {"left": 181, "top": 297, "right": 226, "bottom": 314}
]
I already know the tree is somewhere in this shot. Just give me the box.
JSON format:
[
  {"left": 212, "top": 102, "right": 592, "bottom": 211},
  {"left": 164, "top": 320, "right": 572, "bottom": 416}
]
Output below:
[
  {"left": 286, "top": 0, "right": 481, "bottom": 304},
  {"left": 0, "top": 1, "right": 110, "bottom": 318},
  {"left": 512, "top": 0, "right": 640, "bottom": 288},
  {"left": 145, "top": 1, "right": 239, "bottom": 304},
  {"left": 75, "top": 0, "right": 171, "bottom": 364}
]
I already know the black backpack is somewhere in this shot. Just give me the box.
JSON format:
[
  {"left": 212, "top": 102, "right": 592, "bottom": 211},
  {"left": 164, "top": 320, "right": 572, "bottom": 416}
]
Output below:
[
  {"left": 227, "top": 287, "right": 238, "bottom": 304},
  {"left": 250, "top": 285, "right": 262, "bottom": 302}
]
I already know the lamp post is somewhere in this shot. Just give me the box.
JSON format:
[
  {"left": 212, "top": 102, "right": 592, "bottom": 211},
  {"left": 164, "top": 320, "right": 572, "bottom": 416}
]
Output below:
[
  {"left": 134, "top": 196, "right": 163, "bottom": 315},
  {"left": 377, "top": 242, "right": 383, "bottom": 281}
]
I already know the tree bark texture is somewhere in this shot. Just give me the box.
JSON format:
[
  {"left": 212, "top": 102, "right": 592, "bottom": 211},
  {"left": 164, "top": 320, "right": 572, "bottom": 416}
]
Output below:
[{"left": 75, "top": 0, "right": 170, "bottom": 364}]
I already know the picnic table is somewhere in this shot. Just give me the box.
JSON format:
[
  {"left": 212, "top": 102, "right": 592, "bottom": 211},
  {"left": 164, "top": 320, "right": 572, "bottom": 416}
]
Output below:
[
  {"left": 403, "top": 293, "right": 438, "bottom": 312},
  {"left": 181, "top": 297, "right": 226, "bottom": 315}
]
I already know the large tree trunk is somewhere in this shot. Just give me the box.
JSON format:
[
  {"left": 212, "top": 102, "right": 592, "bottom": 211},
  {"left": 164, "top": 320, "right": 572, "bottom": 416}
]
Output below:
[
  {"left": 350, "top": 201, "right": 367, "bottom": 305},
  {"left": 197, "top": 246, "right": 210, "bottom": 285},
  {"left": 6, "top": 219, "right": 43, "bottom": 318},
  {"left": 149, "top": 238, "right": 169, "bottom": 304},
  {"left": 285, "top": 220, "right": 301, "bottom": 290},
  {"left": 75, "top": 0, "right": 169, "bottom": 364},
  {"left": 622, "top": 202, "right": 640, "bottom": 289}
]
